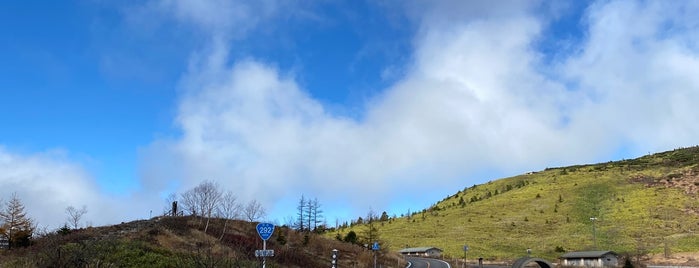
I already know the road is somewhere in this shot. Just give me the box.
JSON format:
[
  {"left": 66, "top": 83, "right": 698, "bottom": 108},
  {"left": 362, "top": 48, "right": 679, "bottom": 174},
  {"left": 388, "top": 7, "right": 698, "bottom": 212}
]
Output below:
[{"left": 407, "top": 257, "right": 451, "bottom": 268}]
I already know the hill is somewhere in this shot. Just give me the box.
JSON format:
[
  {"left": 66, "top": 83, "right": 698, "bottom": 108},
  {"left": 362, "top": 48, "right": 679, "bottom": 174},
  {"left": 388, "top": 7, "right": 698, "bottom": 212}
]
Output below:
[
  {"left": 0, "top": 216, "right": 407, "bottom": 267},
  {"left": 331, "top": 146, "right": 699, "bottom": 264}
]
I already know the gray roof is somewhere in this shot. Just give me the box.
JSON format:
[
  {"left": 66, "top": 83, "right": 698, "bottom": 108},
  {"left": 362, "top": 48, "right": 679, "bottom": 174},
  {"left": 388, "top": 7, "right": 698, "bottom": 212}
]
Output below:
[
  {"left": 561, "top": 251, "right": 617, "bottom": 259},
  {"left": 398, "top": 247, "right": 442, "bottom": 253}
]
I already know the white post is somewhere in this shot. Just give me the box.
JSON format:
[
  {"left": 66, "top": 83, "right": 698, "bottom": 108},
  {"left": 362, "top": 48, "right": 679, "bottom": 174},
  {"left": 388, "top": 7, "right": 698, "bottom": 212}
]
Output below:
[
  {"left": 262, "top": 239, "right": 266, "bottom": 268},
  {"left": 373, "top": 251, "right": 377, "bottom": 268}
]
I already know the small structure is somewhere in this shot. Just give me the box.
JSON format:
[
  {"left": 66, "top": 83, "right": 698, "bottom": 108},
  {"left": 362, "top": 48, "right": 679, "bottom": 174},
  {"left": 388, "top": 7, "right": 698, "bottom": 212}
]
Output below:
[
  {"left": 560, "top": 251, "right": 618, "bottom": 267},
  {"left": 398, "top": 247, "right": 443, "bottom": 258},
  {"left": 513, "top": 257, "right": 554, "bottom": 268},
  {"left": 172, "top": 201, "right": 178, "bottom": 217},
  {"left": 0, "top": 234, "right": 9, "bottom": 250}
]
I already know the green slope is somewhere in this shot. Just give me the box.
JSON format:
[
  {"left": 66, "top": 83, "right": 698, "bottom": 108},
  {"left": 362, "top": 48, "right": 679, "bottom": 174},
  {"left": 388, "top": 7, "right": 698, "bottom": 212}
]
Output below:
[{"left": 331, "top": 146, "right": 699, "bottom": 260}]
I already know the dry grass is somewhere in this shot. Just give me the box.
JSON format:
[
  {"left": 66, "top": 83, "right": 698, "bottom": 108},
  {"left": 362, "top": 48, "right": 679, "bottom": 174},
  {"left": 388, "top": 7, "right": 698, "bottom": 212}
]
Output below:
[{"left": 0, "top": 215, "right": 407, "bottom": 267}]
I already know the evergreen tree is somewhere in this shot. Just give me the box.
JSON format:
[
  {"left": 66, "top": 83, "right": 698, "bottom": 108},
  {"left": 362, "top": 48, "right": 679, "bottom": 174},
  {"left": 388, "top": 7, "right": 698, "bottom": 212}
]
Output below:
[
  {"left": 344, "top": 230, "right": 358, "bottom": 244},
  {"left": 0, "top": 193, "right": 34, "bottom": 248},
  {"left": 380, "top": 211, "right": 389, "bottom": 222}
]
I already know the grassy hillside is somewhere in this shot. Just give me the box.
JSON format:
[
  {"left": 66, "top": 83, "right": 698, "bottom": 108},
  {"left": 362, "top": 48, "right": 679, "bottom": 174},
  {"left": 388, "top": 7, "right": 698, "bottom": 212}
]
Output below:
[
  {"left": 0, "top": 216, "right": 407, "bottom": 268},
  {"left": 331, "top": 146, "right": 699, "bottom": 262}
]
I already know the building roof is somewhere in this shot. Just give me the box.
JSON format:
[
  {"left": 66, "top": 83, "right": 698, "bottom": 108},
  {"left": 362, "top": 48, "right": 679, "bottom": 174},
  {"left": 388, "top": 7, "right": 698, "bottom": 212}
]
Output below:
[
  {"left": 398, "top": 247, "right": 442, "bottom": 253},
  {"left": 561, "top": 251, "right": 618, "bottom": 259}
]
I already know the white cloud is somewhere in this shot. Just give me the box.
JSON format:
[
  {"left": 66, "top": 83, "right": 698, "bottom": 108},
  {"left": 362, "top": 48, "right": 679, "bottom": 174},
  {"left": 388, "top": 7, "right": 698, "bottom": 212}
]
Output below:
[
  {"left": 563, "top": 0, "right": 699, "bottom": 154},
  {"left": 140, "top": 0, "right": 699, "bottom": 220},
  {"left": 0, "top": 147, "right": 161, "bottom": 229}
]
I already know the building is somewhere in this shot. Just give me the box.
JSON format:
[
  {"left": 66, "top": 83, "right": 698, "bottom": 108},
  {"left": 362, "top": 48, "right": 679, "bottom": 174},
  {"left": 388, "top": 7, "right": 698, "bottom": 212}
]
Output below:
[
  {"left": 398, "top": 247, "right": 443, "bottom": 258},
  {"left": 560, "top": 251, "right": 619, "bottom": 267}
]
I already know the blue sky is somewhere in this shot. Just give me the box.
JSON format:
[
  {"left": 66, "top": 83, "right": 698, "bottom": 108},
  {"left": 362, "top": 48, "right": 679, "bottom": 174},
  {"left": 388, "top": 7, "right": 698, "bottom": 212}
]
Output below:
[{"left": 2, "top": 0, "right": 699, "bottom": 229}]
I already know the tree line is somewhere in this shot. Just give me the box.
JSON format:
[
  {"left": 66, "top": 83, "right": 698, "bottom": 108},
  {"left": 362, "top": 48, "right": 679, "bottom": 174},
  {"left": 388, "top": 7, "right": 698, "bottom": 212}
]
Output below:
[{"left": 167, "top": 180, "right": 267, "bottom": 237}]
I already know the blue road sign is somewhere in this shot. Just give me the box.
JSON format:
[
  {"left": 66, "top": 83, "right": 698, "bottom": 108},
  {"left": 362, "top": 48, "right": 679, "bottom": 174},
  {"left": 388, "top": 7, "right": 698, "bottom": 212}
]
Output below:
[
  {"left": 256, "top": 223, "right": 275, "bottom": 241},
  {"left": 372, "top": 242, "right": 379, "bottom": 251}
]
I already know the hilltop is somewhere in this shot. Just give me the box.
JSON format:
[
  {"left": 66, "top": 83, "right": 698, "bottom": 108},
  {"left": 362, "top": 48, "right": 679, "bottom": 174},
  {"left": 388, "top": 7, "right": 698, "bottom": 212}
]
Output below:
[
  {"left": 0, "top": 216, "right": 406, "bottom": 268},
  {"left": 332, "top": 146, "right": 699, "bottom": 264}
]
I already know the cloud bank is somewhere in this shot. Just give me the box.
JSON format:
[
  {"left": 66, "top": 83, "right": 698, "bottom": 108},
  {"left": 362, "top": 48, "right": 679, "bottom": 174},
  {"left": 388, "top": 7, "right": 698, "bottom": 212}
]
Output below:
[
  {"left": 4, "top": 0, "right": 699, "bottom": 228},
  {"left": 138, "top": 0, "right": 699, "bottom": 219},
  {"left": 0, "top": 147, "right": 131, "bottom": 228}
]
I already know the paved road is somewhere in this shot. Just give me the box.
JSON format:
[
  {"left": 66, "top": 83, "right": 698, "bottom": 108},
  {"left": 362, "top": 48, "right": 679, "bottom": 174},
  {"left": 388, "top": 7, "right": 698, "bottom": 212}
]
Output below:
[{"left": 407, "top": 257, "right": 452, "bottom": 268}]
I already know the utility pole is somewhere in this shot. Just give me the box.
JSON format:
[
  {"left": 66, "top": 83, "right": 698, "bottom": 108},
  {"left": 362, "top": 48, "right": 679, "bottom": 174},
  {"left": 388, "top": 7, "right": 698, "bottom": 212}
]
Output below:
[{"left": 590, "top": 217, "right": 598, "bottom": 250}]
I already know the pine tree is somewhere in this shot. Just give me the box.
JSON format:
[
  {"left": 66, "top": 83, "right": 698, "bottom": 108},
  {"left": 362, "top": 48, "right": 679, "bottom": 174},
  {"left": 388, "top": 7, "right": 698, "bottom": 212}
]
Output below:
[
  {"left": 0, "top": 193, "right": 34, "bottom": 248},
  {"left": 380, "top": 211, "right": 389, "bottom": 221}
]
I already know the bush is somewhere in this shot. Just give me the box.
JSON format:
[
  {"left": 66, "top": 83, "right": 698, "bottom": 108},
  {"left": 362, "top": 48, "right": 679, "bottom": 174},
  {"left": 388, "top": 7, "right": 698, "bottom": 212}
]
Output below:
[{"left": 343, "top": 231, "right": 357, "bottom": 244}]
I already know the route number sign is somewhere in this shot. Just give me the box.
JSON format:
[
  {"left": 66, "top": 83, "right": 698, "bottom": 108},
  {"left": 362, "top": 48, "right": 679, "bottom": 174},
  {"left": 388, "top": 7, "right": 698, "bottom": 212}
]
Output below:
[{"left": 256, "top": 223, "right": 275, "bottom": 241}]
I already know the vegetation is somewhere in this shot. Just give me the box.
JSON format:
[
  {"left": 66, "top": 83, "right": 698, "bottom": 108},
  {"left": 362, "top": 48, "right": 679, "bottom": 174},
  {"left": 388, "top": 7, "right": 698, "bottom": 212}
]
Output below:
[
  {"left": 0, "top": 193, "right": 34, "bottom": 249},
  {"left": 0, "top": 216, "right": 407, "bottom": 267},
  {"left": 330, "top": 146, "right": 699, "bottom": 262},
  {"left": 3, "top": 147, "right": 699, "bottom": 266}
]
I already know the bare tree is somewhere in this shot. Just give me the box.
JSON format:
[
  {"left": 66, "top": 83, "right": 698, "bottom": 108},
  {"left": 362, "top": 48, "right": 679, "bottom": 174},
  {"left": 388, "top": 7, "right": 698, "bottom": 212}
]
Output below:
[
  {"left": 180, "top": 189, "right": 199, "bottom": 216},
  {"left": 311, "top": 198, "right": 323, "bottom": 231},
  {"left": 296, "top": 195, "right": 306, "bottom": 231},
  {"left": 196, "top": 181, "right": 223, "bottom": 233},
  {"left": 0, "top": 193, "right": 34, "bottom": 248},
  {"left": 179, "top": 180, "right": 224, "bottom": 232},
  {"left": 305, "top": 198, "right": 313, "bottom": 232},
  {"left": 65, "top": 205, "right": 87, "bottom": 229},
  {"left": 216, "top": 191, "right": 240, "bottom": 240},
  {"left": 243, "top": 199, "right": 266, "bottom": 222}
]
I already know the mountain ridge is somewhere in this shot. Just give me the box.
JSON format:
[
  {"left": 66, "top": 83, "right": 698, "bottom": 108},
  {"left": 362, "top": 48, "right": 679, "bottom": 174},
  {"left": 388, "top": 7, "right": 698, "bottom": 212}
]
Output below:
[{"left": 332, "top": 146, "right": 699, "bottom": 263}]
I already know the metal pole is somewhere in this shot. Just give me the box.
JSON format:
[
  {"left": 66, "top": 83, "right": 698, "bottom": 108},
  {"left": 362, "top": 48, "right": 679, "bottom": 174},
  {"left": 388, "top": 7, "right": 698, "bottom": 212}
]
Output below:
[
  {"left": 463, "top": 248, "right": 467, "bottom": 268},
  {"left": 590, "top": 217, "right": 597, "bottom": 250},
  {"left": 374, "top": 251, "right": 377, "bottom": 268},
  {"left": 263, "top": 239, "right": 266, "bottom": 268}
]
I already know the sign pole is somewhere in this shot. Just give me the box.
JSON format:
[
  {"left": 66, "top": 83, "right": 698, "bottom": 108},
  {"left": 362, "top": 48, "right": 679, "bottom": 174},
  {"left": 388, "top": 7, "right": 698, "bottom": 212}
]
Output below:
[
  {"left": 372, "top": 241, "right": 379, "bottom": 268},
  {"left": 373, "top": 251, "right": 377, "bottom": 268},
  {"left": 462, "top": 245, "right": 469, "bottom": 268},
  {"left": 256, "top": 223, "right": 274, "bottom": 268}
]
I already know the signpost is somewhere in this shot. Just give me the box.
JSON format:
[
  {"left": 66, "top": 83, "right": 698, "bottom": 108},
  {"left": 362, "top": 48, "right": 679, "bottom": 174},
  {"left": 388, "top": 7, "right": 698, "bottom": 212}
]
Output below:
[
  {"left": 256, "top": 223, "right": 275, "bottom": 268},
  {"left": 372, "top": 241, "right": 379, "bottom": 268},
  {"left": 462, "top": 245, "right": 469, "bottom": 268}
]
